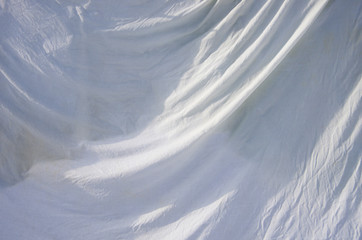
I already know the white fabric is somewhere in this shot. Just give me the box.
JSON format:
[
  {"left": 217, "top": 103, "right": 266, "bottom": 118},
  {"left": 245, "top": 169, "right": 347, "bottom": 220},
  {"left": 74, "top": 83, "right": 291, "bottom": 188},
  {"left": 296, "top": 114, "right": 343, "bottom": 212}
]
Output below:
[{"left": 0, "top": 0, "right": 361, "bottom": 239}]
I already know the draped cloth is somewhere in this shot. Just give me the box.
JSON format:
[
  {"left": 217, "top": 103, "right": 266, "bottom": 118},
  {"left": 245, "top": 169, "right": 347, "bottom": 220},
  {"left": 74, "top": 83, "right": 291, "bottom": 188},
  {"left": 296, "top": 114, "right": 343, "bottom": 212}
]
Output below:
[{"left": 0, "top": 0, "right": 361, "bottom": 239}]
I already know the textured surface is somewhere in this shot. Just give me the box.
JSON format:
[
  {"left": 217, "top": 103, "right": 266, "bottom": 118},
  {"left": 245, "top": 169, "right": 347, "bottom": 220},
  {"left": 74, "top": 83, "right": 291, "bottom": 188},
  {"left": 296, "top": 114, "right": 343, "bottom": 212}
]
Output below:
[{"left": 0, "top": 0, "right": 361, "bottom": 239}]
